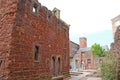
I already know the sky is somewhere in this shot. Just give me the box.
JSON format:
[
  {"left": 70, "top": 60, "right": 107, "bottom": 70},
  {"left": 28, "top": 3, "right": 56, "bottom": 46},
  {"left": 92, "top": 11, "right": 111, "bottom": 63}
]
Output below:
[{"left": 38, "top": 0, "right": 120, "bottom": 47}]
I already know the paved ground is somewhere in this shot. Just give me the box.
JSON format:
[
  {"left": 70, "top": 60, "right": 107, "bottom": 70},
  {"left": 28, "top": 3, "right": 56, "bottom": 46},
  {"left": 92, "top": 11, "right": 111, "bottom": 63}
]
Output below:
[
  {"left": 86, "top": 77, "right": 101, "bottom": 80},
  {"left": 64, "top": 70, "right": 101, "bottom": 80},
  {"left": 67, "top": 72, "right": 90, "bottom": 80}
]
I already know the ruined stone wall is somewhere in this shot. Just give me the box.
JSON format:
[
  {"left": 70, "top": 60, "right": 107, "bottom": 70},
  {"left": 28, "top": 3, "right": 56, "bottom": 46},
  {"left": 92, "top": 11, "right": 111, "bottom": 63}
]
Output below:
[
  {"left": 115, "top": 27, "right": 120, "bottom": 80},
  {"left": 110, "top": 26, "right": 120, "bottom": 80},
  {"left": 0, "top": 0, "right": 70, "bottom": 80},
  {"left": 110, "top": 15, "right": 120, "bottom": 80},
  {"left": 0, "top": 0, "right": 18, "bottom": 80}
]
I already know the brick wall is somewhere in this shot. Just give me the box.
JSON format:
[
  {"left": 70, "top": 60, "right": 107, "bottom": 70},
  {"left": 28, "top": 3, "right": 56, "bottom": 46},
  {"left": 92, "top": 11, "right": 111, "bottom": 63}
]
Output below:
[{"left": 0, "top": 0, "right": 70, "bottom": 80}]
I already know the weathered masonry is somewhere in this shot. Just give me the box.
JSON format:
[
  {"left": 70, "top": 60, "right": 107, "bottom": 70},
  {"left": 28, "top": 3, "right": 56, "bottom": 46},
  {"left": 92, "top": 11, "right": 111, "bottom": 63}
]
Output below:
[
  {"left": 0, "top": 0, "right": 70, "bottom": 80},
  {"left": 111, "top": 15, "right": 120, "bottom": 80}
]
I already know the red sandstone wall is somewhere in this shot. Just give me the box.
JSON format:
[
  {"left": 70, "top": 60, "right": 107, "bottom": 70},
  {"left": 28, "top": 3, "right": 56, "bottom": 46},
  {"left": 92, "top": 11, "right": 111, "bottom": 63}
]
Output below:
[
  {"left": 2, "top": 0, "right": 70, "bottom": 80},
  {"left": 0, "top": 0, "right": 18, "bottom": 80},
  {"left": 111, "top": 26, "right": 120, "bottom": 79}
]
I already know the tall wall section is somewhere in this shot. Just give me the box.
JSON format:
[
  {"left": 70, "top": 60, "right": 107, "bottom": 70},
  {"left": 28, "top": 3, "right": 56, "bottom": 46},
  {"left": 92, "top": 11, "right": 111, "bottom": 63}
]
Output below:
[
  {"left": 110, "top": 26, "right": 120, "bottom": 80},
  {"left": 111, "top": 15, "right": 120, "bottom": 80},
  {"left": 0, "top": 0, "right": 70, "bottom": 80},
  {"left": 0, "top": 0, "right": 18, "bottom": 80}
]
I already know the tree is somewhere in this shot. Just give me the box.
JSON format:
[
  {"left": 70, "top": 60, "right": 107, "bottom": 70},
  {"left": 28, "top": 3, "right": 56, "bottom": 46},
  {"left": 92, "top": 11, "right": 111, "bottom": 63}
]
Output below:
[{"left": 90, "top": 43, "right": 105, "bottom": 57}]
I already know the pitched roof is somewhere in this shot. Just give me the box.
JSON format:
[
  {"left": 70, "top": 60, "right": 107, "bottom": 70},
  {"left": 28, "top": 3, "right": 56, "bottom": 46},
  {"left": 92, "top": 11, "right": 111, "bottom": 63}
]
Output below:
[{"left": 77, "top": 47, "right": 90, "bottom": 53}]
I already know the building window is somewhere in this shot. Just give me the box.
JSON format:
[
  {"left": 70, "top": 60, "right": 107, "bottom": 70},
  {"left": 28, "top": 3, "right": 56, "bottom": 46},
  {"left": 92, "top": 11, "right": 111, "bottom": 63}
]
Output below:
[
  {"left": 32, "top": 4, "right": 38, "bottom": 13},
  {"left": 58, "top": 57, "right": 61, "bottom": 75},
  {"left": 87, "top": 59, "right": 91, "bottom": 64},
  {"left": 51, "top": 56, "right": 56, "bottom": 76},
  {"left": 34, "top": 45, "right": 39, "bottom": 61},
  {"left": 81, "top": 52, "right": 85, "bottom": 57}
]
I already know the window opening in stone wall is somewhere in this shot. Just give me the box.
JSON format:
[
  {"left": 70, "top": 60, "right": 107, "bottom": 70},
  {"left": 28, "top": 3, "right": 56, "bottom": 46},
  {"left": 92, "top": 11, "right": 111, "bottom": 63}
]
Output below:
[
  {"left": 81, "top": 52, "right": 85, "bottom": 56},
  {"left": 33, "top": 4, "right": 37, "bottom": 13},
  {"left": 52, "top": 57, "right": 56, "bottom": 76},
  {"left": 34, "top": 45, "right": 39, "bottom": 61},
  {"left": 58, "top": 57, "right": 61, "bottom": 75},
  {"left": 87, "top": 59, "right": 91, "bottom": 64}
]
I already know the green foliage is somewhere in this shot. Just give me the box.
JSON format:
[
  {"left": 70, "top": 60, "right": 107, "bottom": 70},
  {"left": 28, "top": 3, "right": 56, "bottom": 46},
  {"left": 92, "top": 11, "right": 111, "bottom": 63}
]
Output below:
[
  {"left": 91, "top": 43, "right": 105, "bottom": 57},
  {"left": 100, "top": 52, "right": 117, "bottom": 80}
]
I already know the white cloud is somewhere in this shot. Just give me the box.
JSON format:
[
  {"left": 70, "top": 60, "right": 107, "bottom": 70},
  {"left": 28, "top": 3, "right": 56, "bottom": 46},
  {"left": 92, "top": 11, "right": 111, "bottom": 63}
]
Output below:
[{"left": 38, "top": 0, "right": 120, "bottom": 36}]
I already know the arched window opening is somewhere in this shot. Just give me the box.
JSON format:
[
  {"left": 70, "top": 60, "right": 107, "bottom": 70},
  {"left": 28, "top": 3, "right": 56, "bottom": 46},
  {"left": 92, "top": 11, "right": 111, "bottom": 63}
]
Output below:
[
  {"left": 58, "top": 57, "right": 61, "bottom": 75},
  {"left": 52, "top": 57, "right": 56, "bottom": 76}
]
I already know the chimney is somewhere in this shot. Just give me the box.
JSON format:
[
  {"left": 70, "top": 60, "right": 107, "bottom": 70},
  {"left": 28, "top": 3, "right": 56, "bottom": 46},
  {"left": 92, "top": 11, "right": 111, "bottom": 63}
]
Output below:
[
  {"left": 79, "top": 37, "right": 87, "bottom": 48},
  {"left": 52, "top": 8, "right": 60, "bottom": 19}
]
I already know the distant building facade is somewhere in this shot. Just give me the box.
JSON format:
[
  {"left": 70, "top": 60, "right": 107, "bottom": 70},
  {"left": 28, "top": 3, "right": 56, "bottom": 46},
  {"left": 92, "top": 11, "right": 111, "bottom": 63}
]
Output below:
[
  {"left": 70, "top": 37, "right": 108, "bottom": 71},
  {"left": 0, "top": 0, "right": 70, "bottom": 80},
  {"left": 69, "top": 41, "right": 79, "bottom": 71},
  {"left": 70, "top": 41, "right": 79, "bottom": 59},
  {"left": 77, "top": 37, "right": 94, "bottom": 69},
  {"left": 78, "top": 38, "right": 108, "bottom": 70}
]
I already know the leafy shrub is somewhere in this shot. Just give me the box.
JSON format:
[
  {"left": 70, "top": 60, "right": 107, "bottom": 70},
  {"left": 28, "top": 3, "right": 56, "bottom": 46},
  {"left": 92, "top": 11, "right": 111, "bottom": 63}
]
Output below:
[
  {"left": 100, "top": 52, "right": 117, "bottom": 80},
  {"left": 91, "top": 43, "right": 106, "bottom": 57}
]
